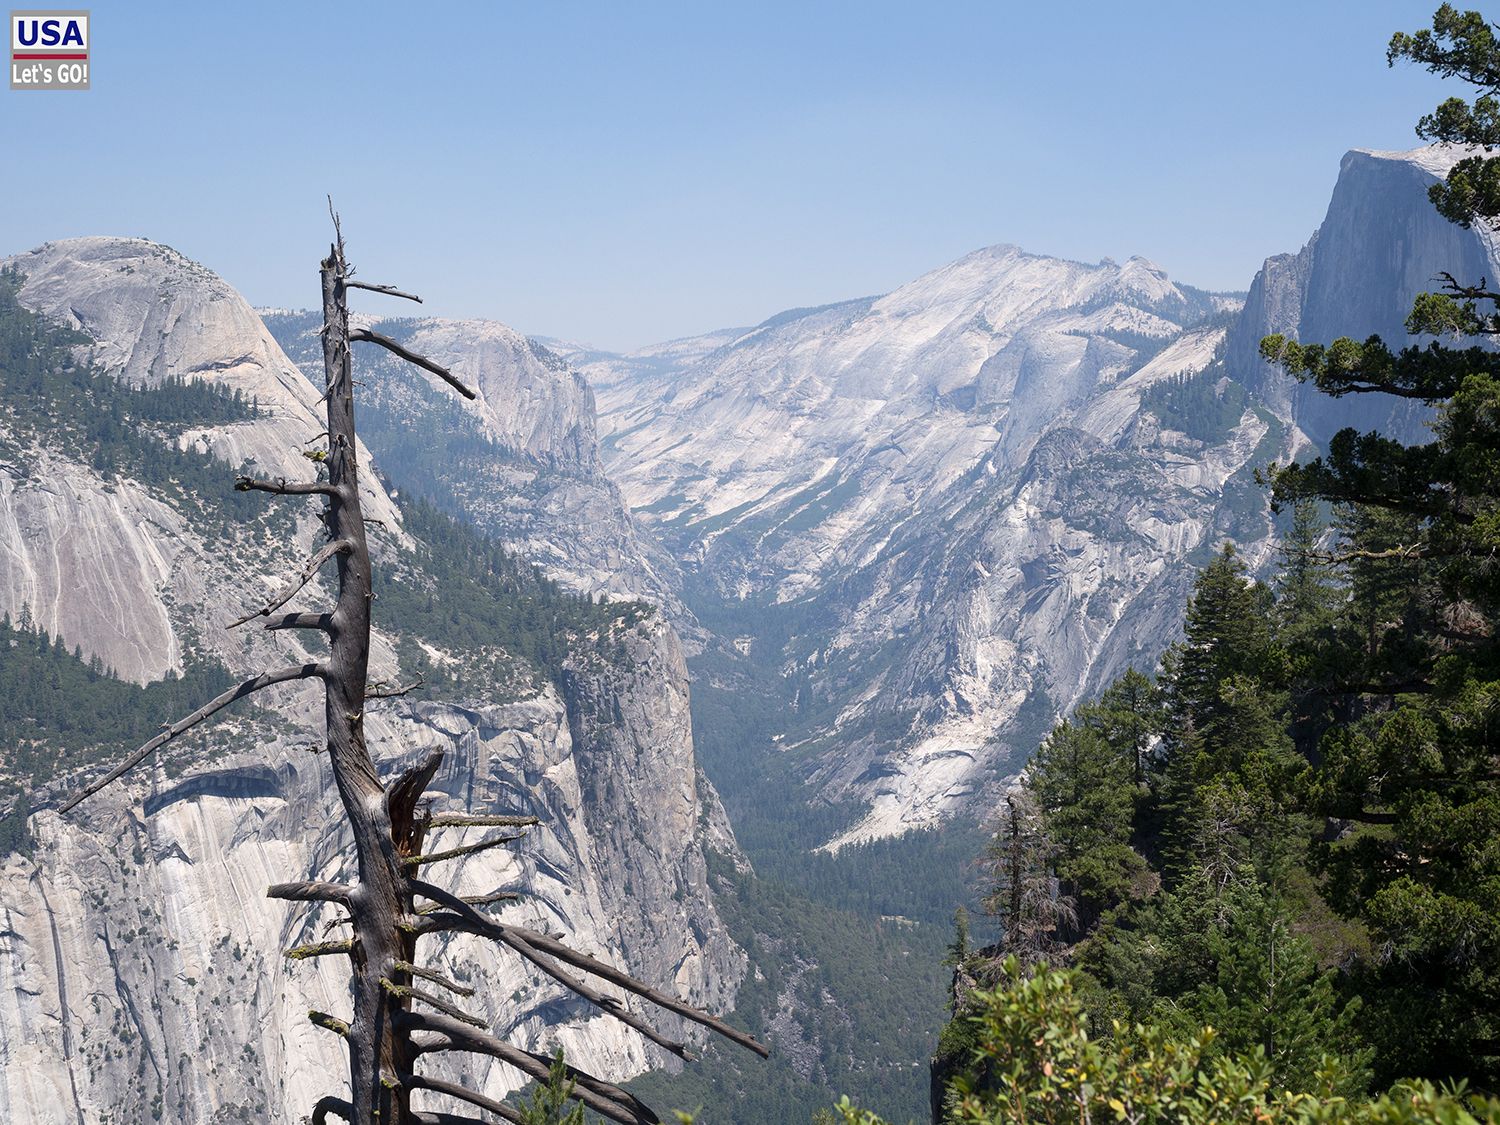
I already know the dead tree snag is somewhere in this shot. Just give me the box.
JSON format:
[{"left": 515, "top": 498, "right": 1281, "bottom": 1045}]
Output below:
[{"left": 61, "top": 213, "right": 766, "bottom": 1123}]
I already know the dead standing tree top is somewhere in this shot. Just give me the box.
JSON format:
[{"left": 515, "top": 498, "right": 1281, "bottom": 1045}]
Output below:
[{"left": 61, "top": 212, "right": 766, "bottom": 1124}]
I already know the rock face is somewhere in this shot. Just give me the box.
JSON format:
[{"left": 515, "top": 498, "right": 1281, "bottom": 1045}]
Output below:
[
  {"left": 1, "top": 672, "right": 742, "bottom": 1124},
  {"left": 1228, "top": 146, "right": 1500, "bottom": 445},
  {"left": 582, "top": 145, "right": 1500, "bottom": 849},
  {"left": 586, "top": 249, "right": 1235, "bottom": 600},
  {"left": 1, "top": 238, "right": 399, "bottom": 685},
  {"left": 261, "top": 310, "right": 690, "bottom": 626},
  {"left": 0, "top": 239, "right": 743, "bottom": 1122}
]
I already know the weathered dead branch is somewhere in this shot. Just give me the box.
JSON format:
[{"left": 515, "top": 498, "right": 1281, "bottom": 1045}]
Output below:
[
  {"left": 349, "top": 327, "right": 477, "bottom": 400},
  {"left": 58, "top": 663, "right": 323, "bottom": 812}
]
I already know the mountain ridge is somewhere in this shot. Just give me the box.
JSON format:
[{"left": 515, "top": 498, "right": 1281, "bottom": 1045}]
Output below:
[{"left": 577, "top": 146, "right": 1486, "bottom": 849}]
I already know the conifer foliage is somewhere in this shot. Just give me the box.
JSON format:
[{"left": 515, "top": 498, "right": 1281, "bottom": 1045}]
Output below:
[{"left": 924, "top": 7, "right": 1500, "bottom": 1119}]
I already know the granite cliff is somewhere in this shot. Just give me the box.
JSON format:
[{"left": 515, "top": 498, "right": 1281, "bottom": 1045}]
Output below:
[{"left": 0, "top": 238, "right": 742, "bottom": 1123}]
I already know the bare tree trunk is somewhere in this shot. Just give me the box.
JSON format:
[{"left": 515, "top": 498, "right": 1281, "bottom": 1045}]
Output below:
[{"left": 318, "top": 237, "right": 412, "bottom": 1121}]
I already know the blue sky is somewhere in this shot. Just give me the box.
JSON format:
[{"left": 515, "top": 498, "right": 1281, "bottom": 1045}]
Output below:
[{"left": 0, "top": 2, "right": 1463, "bottom": 348}]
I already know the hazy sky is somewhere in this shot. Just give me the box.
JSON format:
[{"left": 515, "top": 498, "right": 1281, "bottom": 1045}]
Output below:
[{"left": 1, "top": 1, "right": 1463, "bottom": 349}]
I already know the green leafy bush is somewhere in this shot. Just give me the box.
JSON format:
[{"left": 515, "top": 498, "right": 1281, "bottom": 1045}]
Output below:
[{"left": 844, "top": 958, "right": 1499, "bottom": 1125}]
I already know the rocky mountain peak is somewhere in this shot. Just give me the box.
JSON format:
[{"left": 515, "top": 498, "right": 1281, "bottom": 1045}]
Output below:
[
  {"left": 4, "top": 236, "right": 403, "bottom": 532},
  {"left": 585, "top": 242, "right": 1257, "bottom": 846},
  {"left": 1229, "top": 143, "right": 1500, "bottom": 446}
]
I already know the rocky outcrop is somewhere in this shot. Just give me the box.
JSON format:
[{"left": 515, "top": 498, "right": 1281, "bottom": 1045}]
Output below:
[
  {"left": 0, "top": 239, "right": 743, "bottom": 1122},
  {"left": 6, "top": 239, "right": 401, "bottom": 531},
  {"left": 786, "top": 324, "right": 1282, "bottom": 846},
  {"left": 0, "top": 667, "right": 743, "bottom": 1123},
  {"left": 0, "top": 239, "right": 405, "bottom": 686},
  {"left": 262, "top": 311, "right": 691, "bottom": 627},
  {"left": 400, "top": 318, "right": 599, "bottom": 468},
  {"left": 586, "top": 247, "right": 1236, "bottom": 601}
]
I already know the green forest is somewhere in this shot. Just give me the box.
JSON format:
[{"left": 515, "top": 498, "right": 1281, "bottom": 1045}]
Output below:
[
  {"left": 1140, "top": 362, "right": 1249, "bottom": 444},
  {"left": 376, "top": 494, "right": 650, "bottom": 698},
  {"left": 0, "top": 265, "right": 283, "bottom": 536},
  {"left": 0, "top": 266, "right": 280, "bottom": 851},
  {"left": 0, "top": 261, "right": 647, "bottom": 858},
  {"left": 0, "top": 613, "right": 237, "bottom": 853}
]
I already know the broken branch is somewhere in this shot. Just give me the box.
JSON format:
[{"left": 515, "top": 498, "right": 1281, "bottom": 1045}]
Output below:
[
  {"left": 402, "top": 832, "right": 525, "bottom": 868},
  {"left": 285, "top": 939, "right": 355, "bottom": 961},
  {"left": 228, "top": 539, "right": 353, "bottom": 628},
  {"left": 311, "top": 1095, "right": 354, "bottom": 1124},
  {"left": 412, "top": 879, "right": 767, "bottom": 1058},
  {"left": 402, "top": 1009, "right": 661, "bottom": 1125},
  {"left": 415, "top": 889, "right": 520, "bottom": 915},
  {"left": 265, "top": 611, "right": 334, "bottom": 633},
  {"left": 234, "top": 474, "right": 338, "bottom": 496},
  {"left": 268, "top": 880, "right": 355, "bottom": 905},
  {"left": 349, "top": 327, "right": 478, "bottom": 400},
  {"left": 410, "top": 886, "right": 689, "bottom": 1057},
  {"left": 400, "top": 1074, "right": 525, "bottom": 1124},
  {"left": 427, "top": 813, "right": 539, "bottom": 829},
  {"left": 309, "top": 1010, "right": 351, "bottom": 1038},
  {"left": 393, "top": 959, "right": 474, "bottom": 997},
  {"left": 58, "top": 663, "right": 324, "bottom": 812},
  {"left": 379, "top": 977, "right": 486, "bottom": 1028},
  {"left": 365, "top": 673, "right": 425, "bottom": 700},
  {"left": 344, "top": 280, "right": 423, "bottom": 303}
]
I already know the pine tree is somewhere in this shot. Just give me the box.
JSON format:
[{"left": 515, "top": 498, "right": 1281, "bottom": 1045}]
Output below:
[
  {"left": 1026, "top": 713, "right": 1144, "bottom": 928},
  {"left": 1253, "top": 4, "right": 1500, "bottom": 1084},
  {"left": 1156, "top": 546, "right": 1304, "bottom": 882},
  {"left": 944, "top": 906, "right": 971, "bottom": 970},
  {"left": 981, "top": 789, "right": 1074, "bottom": 966},
  {"left": 1174, "top": 881, "right": 1369, "bottom": 1095},
  {"left": 1089, "top": 667, "right": 1160, "bottom": 785},
  {"left": 1275, "top": 499, "right": 1340, "bottom": 642},
  {"left": 1166, "top": 543, "right": 1282, "bottom": 750},
  {"left": 515, "top": 1052, "right": 587, "bottom": 1125}
]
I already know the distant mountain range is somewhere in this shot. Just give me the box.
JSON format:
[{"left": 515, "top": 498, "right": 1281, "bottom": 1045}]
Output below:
[{"left": 553, "top": 145, "right": 1489, "bottom": 849}]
